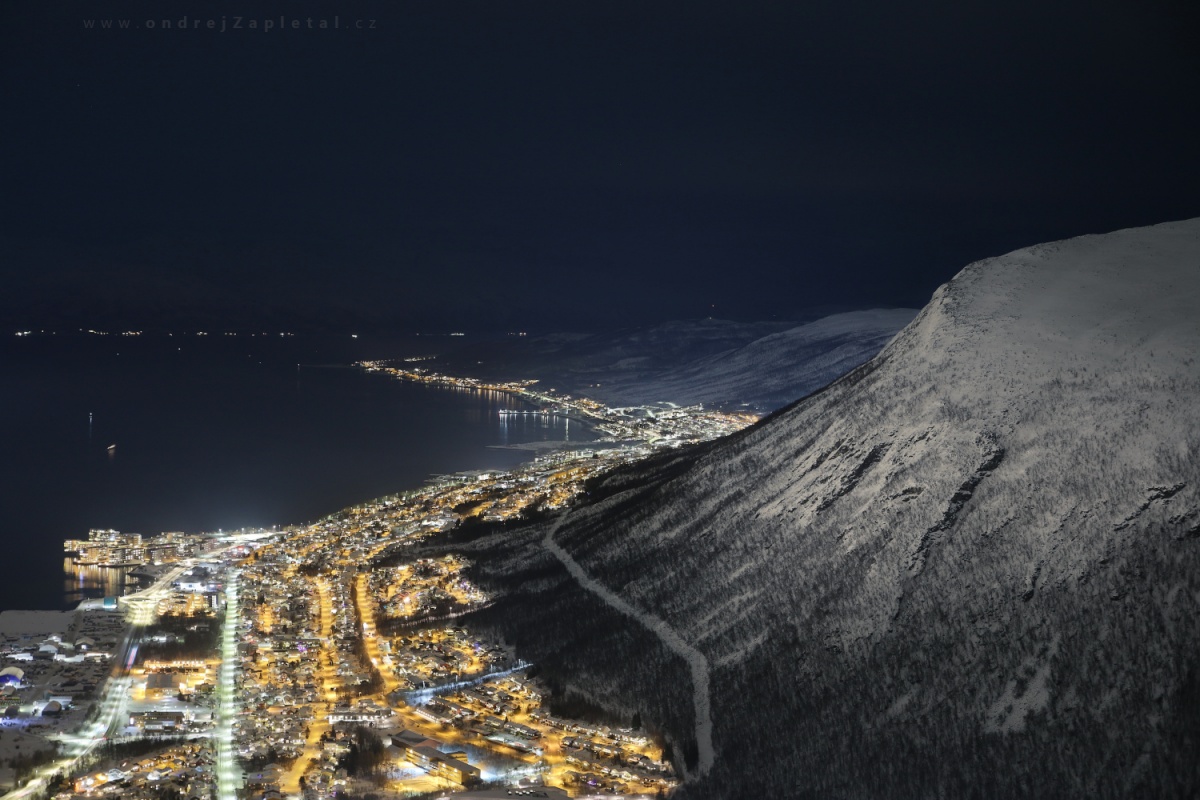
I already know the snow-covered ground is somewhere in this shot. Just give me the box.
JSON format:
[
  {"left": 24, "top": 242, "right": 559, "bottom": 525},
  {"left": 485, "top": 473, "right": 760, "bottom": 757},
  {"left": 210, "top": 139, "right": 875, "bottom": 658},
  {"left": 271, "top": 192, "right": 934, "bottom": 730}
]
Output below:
[{"left": 0, "top": 612, "right": 74, "bottom": 638}]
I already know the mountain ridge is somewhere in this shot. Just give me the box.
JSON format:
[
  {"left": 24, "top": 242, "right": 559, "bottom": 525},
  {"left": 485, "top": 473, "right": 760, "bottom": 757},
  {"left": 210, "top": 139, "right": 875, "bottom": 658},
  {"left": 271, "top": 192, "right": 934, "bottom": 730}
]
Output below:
[
  {"left": 577, "top": 309, "right": 918, "bottom": 410},
  {"left": 458, "top": 218, "right": 1200, "bottom": 798},
  {"left": 435, "top": 310, "right": 916, "bottom": 411}
]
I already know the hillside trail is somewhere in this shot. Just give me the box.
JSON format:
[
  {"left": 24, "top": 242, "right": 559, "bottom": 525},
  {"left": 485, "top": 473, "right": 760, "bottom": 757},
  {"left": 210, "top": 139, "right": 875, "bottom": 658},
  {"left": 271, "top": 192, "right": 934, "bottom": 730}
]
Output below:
[{"left": 543, "top": 518, "right": 715, "bottom": 778}]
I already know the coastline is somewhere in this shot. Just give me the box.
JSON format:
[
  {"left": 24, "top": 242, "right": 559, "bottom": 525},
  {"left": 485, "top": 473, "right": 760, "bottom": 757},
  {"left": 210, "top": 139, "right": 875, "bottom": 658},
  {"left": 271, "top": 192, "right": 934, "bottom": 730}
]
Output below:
[{"left": 2, "top": 364, "right": 753, "bottom": 798}]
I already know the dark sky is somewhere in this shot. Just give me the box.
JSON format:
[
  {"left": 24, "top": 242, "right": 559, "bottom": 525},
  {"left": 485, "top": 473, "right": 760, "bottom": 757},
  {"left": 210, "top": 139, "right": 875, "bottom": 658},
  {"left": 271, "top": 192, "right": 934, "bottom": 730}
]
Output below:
[{"left": 2, "top": 0, "right": 1198, "bottom": 333}]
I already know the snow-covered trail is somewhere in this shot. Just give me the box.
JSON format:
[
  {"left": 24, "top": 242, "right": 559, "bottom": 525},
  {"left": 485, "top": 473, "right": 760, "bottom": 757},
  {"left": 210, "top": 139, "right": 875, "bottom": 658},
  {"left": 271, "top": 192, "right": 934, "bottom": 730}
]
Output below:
[{"left": 543, "top": 519, "right": 715, "bottom": 778}]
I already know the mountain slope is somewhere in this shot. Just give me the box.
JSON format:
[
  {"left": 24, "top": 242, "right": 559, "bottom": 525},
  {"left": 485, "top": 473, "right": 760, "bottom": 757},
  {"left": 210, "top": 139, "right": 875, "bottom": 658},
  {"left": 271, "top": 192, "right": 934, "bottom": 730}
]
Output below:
[
  {"left": 463, "top": 219, "right": 1200, "bottom": 798},
  {"left": 580, "top": 309, "right": 918, "bottom": 410},
  {"left": 434, "top": 312, "right": 915, "bottom": 411}
]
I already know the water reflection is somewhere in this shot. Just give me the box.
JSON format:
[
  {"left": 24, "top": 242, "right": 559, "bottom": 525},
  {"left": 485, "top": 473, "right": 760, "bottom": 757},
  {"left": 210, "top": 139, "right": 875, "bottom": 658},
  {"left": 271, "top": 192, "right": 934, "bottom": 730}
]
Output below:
[
  {"left": 62, "top": 558, "right": 142, "bottom": 606},
  {"left": 497, "top": 409, "right": 575, "bottom": 442},
  {"left": 444, "top": 384, "right": 585, "bottom": 445}
]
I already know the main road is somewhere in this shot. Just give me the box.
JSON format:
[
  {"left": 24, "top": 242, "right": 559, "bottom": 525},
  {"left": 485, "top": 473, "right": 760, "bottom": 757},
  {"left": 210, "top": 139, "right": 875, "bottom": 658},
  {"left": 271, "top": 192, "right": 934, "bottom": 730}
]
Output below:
[{"left": 215, "top": 571, "right": 241, "bottom": 800}]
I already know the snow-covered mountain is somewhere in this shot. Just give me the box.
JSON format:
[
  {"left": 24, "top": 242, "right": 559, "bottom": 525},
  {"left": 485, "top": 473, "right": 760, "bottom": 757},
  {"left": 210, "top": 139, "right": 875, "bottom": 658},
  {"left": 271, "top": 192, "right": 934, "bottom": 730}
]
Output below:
[
  {"left": 437, "top": 311, "right": 916, "bottom": 411},
  {"left": 581, "top": 309, "right": 917, "bottom": 410},
  {"left": 460, "top": 219, "right": 1200, "bottom": 798}
]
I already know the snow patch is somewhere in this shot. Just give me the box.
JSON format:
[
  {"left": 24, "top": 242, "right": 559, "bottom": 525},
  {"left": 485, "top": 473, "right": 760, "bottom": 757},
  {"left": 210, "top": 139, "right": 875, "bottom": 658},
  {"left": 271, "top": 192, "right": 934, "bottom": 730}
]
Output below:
[{"left": 983, "top": 635, "right": 1060, "bottom": 734}]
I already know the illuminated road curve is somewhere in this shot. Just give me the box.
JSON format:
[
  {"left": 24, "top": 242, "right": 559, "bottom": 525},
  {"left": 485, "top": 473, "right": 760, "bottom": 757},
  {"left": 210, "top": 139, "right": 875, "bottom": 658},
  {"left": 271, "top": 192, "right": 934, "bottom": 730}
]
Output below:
[
  {"left": 1, "top": 674, "right": 136, "bottom": 800},
  {"left": 398, "top": 662, "right": 532, "bottom": 706},
  {"left": 1, "top": 566, "right": 191, "bottom": 799},
  {"left": 543, "top": 517, "right": 714, "bottom": 779}
]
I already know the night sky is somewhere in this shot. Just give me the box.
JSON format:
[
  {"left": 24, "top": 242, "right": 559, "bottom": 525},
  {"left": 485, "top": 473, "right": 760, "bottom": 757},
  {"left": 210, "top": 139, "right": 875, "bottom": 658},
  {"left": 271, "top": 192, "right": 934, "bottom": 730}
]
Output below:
[{"left": 2, "top": 0, "right": 1198, "bottom": 333}]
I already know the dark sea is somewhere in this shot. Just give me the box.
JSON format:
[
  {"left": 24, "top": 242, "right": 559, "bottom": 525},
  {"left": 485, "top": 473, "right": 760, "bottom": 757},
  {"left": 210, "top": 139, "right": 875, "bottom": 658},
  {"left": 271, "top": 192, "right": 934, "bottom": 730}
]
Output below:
[{"left": 0, "top": 333, "right": 592, "bottom": 612}]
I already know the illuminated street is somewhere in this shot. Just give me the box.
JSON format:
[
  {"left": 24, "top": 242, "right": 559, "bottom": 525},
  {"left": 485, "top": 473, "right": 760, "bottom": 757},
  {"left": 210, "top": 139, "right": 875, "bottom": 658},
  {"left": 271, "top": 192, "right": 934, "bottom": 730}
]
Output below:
[
  {"left": 215, "top": 571, "right": 241, "bottom": 800},
  {"left": 20, "top": 374, "right": 739, "bottom": 799}
]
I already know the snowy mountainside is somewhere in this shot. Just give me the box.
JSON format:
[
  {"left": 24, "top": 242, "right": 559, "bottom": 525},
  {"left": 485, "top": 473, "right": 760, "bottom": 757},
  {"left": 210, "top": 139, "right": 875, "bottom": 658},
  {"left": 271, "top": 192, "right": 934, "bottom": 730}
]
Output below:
[
  {"left": 580, "top": 309, "right": 917, "bottom": 410},
  {"left": 435, "top": 312, "right": 914, "bottom": 411},
  {"left": 462, "top": 219, "right": 1200, "bottom": 798},
  {"left": 438, "top": 318, "right": 794, "bottom": 385}
]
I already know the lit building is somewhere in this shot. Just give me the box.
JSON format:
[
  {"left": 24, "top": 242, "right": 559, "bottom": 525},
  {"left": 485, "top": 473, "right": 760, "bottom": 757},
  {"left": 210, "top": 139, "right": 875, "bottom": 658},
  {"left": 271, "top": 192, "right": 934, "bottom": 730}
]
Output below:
[
  {"left": 64, "top": 528, "right": 199, "bottom": 566},
  {"left": 392, "top": 733, "right": 481, "bottom": 786}
]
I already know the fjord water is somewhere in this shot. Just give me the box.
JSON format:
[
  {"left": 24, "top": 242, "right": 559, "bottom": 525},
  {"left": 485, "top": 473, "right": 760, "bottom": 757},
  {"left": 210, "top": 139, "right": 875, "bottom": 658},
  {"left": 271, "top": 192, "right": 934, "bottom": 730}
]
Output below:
[{"left": 0, "top": 334, "right": 591, "bottom": 611}]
